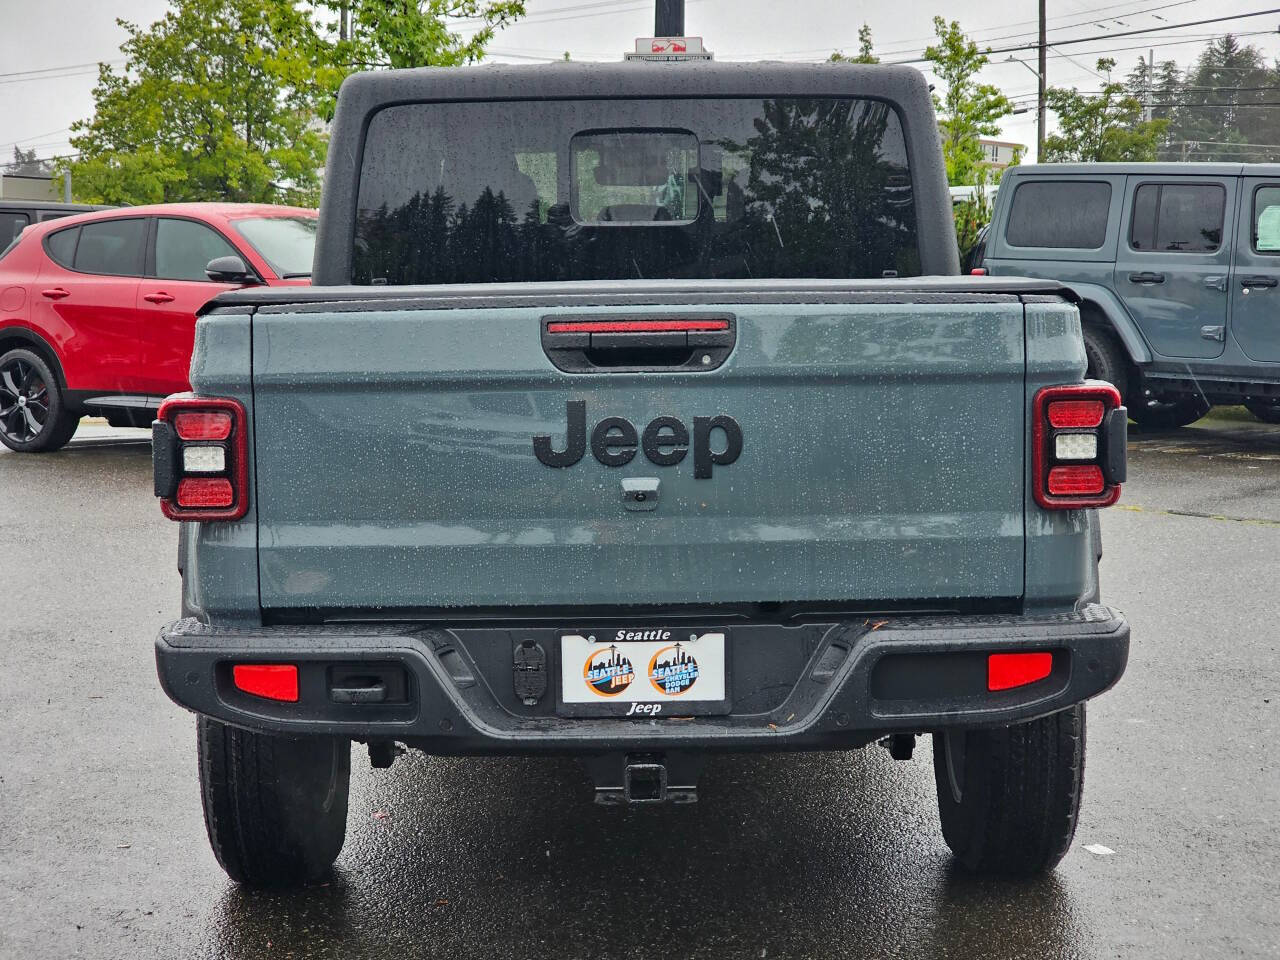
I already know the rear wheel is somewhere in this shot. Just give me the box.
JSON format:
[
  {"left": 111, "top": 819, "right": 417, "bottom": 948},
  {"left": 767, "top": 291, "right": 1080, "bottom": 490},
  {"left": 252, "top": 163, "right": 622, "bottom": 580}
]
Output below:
[
  {"left": 932, "top": 704, "right": 1085, "bottom": 875},
  {"left": 0, "top": 348, "right": 78, "bottom": 452},
  {"left": 1081, "top": 324, "right": 1129, "bottom": 400},
  {"left": 197, "top": 716, "right": 351, "bottom": 887},
  {"left": 1244, "top": 398, "right": 1280, "bottom": 424}
]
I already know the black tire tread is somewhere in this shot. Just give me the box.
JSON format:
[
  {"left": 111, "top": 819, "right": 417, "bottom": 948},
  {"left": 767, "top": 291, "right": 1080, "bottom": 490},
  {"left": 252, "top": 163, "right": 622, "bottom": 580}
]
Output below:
[
  {"left": 1081, "top": 322, "right": 1129, "bottom": 402},
  {"left": 197, "top": 716, "right": 349, "bottom": 887},
  {"left": 1244, "top": 399, "right": 1280, "bottom": 424},
  {"left": 934, "top": 704, "right": 1086, "bottom": 875}
]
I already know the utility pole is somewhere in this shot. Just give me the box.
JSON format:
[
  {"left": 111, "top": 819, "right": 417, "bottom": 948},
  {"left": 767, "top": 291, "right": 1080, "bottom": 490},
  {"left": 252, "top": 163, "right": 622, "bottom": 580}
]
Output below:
[
  {"left": 1037, "top": 0, "right": 1046, "bottom": 160},
  {"left": 339, "top": 1, "right": 349, "bottom": 42},
  {"left": 655, "top": 0, "right": 684, "bottom": 37},
  {"left": 1144, "top": 48, "right": 1155, "bottom": 122}
]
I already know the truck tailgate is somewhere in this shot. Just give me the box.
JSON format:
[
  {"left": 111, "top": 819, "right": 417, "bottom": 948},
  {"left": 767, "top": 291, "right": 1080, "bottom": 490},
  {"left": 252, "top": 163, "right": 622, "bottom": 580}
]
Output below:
[{"left": 250, "top": 291, "right": 1026, "bottom": 613}]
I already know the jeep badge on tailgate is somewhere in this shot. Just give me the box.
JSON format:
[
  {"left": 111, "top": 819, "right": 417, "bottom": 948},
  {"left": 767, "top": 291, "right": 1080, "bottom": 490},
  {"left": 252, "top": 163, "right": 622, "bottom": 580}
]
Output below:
[{"left": 533, "top": 400, "right": 743, "bottom": 478}]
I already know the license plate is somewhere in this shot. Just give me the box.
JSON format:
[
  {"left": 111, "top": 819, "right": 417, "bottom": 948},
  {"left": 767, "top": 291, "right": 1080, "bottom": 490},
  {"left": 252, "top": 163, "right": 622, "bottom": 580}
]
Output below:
[{"left": 558, "top": 629, "right": 730, "bottom": 717}]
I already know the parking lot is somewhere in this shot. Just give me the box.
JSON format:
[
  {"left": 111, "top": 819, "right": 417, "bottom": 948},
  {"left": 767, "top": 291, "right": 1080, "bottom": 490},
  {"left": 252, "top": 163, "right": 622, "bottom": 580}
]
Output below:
[{"left": 1, "top": 412, "right": 1277, "bottom": 960}]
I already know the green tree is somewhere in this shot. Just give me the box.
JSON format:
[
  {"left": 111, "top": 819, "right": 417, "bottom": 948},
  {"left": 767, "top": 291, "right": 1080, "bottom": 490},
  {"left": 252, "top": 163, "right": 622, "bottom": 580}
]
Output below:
[
  {"left": 924, "top": 17, "right": 1012, "bottom": 186},
  {"left": 830, "top": 24, "right": 878, "bottom": 64},
  {"left": 5, "top": 146, "right": 53, "bottom": 177},
  {"left": 1165, "top": 36, "right": 1276, "bottom": 161},
  {"left": 1044, "top": 58, "right": 1166, "bottom": 162},
  {"left": 317, "top": 0, "right": 524, "bottom": 105},
  {"left": 60, "top": 0, "right": 524, "bottom": 205}
]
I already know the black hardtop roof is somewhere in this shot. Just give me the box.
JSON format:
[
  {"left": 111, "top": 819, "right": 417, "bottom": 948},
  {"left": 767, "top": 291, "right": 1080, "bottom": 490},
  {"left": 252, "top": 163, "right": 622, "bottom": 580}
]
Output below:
[
  {"left": 1008, "top": 162, "right": 1280, "bottom": 178},
  {"left": 0, "top": 200, "right": 114, "bottom": 213},
  {"left": 335, "top": 59, "right": 933, "bottom": 108},
  {"left": 314, "top": 60, "right": 958, "bottom": 283}
]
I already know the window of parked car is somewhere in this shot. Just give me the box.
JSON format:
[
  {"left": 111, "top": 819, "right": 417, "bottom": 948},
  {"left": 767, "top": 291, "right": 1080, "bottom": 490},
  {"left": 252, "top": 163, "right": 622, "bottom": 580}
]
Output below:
[
  {"left": 1005, "top": 181, "right": 1111, "bottom": 249},
  {"left": 45, "top": 225, "right": 78, "bottom": 268},
  {"left": 230, "top": 216, "right": 316, "bottom": 278},
  {"left": 1252, "top": 186, "right": 1280, "bottom": 253},
  {"left": 155, "top": 218, "right": 240, "bottom": 281},
  {"left": 71, "top": 218, "right": 147, "bottom": 275},
  {"left": 1129, "top": 183, "right": 1224, "bottom": 253},
  {"left": 1, "top": 212, "right": 30, "bottom": 246}
]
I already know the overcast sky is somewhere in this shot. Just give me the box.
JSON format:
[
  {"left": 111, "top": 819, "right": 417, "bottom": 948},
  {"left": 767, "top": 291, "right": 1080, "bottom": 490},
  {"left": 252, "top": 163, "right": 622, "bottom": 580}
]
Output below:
[{"left": 4, "top": 0, "right": 1280, "bottom": 166}]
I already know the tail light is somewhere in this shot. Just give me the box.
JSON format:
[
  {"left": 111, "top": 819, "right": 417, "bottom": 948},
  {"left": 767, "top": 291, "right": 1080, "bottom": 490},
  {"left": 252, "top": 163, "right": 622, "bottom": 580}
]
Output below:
[
  {"left": 1032, "top": 382, "right": 1126, "bottom": 509},
  {"left": 152, "top": 394, "right": 249, "bottom": 521}
]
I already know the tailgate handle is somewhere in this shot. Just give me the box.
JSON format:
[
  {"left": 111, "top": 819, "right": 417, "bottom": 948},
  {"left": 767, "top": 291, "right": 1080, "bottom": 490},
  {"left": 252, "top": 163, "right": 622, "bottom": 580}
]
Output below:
[{"left": 542, "top": 316, "right": 735, "bottom": 373}]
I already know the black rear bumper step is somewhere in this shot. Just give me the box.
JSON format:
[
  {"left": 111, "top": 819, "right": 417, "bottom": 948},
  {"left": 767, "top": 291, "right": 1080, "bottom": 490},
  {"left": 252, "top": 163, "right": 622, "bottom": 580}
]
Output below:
[{"left": 156, "top": 605, "right": 1128, "bottom": 752}]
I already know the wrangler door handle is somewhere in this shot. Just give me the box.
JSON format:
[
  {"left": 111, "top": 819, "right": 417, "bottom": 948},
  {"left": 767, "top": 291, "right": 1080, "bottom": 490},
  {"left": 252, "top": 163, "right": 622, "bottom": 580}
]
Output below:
[
  {"left": 1240, "top": 275, "right": 1278, "bottom": 289},
  {"left": 1204, "top": 275, "right": 1227, "bottom": 292},
  {"left": 41, "top": 288, "right": 70, "bottom": 299},
  {"left": 143, "top": 292, "right": 175, "bottom": 304},
  {"left": 1127, "top": 272, "right": 1166, "bottom": 285}
]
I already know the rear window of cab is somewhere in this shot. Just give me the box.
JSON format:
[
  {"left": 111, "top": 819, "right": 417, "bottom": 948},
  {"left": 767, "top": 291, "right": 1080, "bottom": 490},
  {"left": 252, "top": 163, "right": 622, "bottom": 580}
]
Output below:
[
  {"left": 351, "top": 96, "right": 921, "bottom": 285},
  {"left": 1005, "top": 180, "right": 1112, "bottom": 250}
]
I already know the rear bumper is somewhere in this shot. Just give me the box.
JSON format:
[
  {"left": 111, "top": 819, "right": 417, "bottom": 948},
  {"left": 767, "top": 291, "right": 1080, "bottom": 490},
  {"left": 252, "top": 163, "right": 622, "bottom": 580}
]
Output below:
[{"left": 155, "top": 605, "right": 1129, "bottom": 753}]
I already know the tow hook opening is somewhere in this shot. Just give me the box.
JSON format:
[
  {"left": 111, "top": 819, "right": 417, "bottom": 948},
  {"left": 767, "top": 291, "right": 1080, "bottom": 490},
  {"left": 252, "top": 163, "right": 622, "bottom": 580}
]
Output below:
[
  {"left": 625, "top": 760, "right": 667, "bottom": 803},
  {"left": 584, "top": 751, "right": 703, "bottom": 806}
]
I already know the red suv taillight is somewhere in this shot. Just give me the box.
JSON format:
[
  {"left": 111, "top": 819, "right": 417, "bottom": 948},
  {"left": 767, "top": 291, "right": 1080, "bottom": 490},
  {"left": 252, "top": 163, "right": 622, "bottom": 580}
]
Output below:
[
  {"left": 153, "top": 394, "right": 249, "bottom": 521},
  {"left": 1032, "top": 382, "right": 1126, "bottom": 510}
]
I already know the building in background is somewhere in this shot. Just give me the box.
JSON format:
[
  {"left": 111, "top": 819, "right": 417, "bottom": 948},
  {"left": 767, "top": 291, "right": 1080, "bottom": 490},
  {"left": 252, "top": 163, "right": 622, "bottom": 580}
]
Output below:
[
  {"left": 977, "top": 138, "right": 1024, "bottom": 171},
  {"left": 0, "top": 173, "right": 62, "bottom": 201}
]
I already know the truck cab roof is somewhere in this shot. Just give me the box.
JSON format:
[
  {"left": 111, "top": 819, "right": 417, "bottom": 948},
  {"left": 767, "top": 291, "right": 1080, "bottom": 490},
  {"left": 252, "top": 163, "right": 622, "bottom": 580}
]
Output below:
[{"left": 316, "top": 61, "right": 959, "bottom": 284}]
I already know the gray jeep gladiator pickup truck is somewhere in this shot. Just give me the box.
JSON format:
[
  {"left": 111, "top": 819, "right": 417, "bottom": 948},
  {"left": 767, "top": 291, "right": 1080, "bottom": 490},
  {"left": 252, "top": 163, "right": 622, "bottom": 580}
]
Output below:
[{"left": 152, "top": 62, "right": 1130, "bottom": 887}]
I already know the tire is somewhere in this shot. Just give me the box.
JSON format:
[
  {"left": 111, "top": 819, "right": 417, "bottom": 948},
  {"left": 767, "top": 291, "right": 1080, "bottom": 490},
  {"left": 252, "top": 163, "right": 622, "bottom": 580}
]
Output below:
[
  {"left": 0, "top": 348, "right": 79, "bottom": 452},
  {"left": 1081, "top": 324, "right": 1129, "bottom": 401},
  {"left": 1127, "top": 394, "right": 1209, "bottom": 430},
  {"left": 932, "top": 704, "right": 1085, "bottom": 875},
  {"left": 1244, "top": 399, "right": 1280, "bottom": 424},
  {"left": 197, "top": 716, "right": 351, "bottom": 887}
]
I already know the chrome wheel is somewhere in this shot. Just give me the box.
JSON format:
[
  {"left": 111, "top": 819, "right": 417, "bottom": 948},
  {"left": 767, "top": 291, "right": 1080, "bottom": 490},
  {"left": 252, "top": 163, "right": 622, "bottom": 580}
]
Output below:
[{"left": 0, "top": 356, "right": 50, "bottom": 444}]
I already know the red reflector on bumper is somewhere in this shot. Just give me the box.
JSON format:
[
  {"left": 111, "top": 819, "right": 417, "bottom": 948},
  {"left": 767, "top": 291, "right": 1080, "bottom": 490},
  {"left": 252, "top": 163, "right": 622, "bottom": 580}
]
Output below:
[
  {"left": 232, "top": 664, "right": 299, "bottom": 702},
  {"left": 1047, "top": 464, "right": 1105, "bottom": 496},
  {"left": 1047, "top": 399, "right": 1105, "bottom": 428},
  {"left": 988, "top": 652, "right": 1053, "bottom": 691},
  {"left": 176, "top": 477, "right": 234, "bottom": 508},
  {"left": 173, "top": 410, "right": 233, "bottom": 440}
]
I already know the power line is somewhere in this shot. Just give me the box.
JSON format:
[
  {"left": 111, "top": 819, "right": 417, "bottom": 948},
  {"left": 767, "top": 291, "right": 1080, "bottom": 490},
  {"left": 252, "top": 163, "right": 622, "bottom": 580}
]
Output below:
[
  {"left": 0, "top": 67, "right": 105, "bottom": 87},
  {"left": 765, "top": 0, "right": 1199, "bottom": 58},
  {"left": 0, "top": 127, "right": 73, "bottom": 150},
  {"left": 0, "top": 59, "right": 122, "bottom": 80},
  {"left": 885, "top": 7, "right": 1280, "bottom": 64}
]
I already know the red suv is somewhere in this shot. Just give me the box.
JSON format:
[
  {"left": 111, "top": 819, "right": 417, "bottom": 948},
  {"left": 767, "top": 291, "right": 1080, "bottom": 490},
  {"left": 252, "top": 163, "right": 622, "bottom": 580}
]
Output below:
[{"left": 0, "top": 203, "right": 316, "bottom": 452}]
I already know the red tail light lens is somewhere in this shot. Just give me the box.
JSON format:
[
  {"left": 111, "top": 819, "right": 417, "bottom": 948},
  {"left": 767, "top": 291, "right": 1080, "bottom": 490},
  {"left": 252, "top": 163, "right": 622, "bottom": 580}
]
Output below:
[
  {"left": 988, "top": 652, "right": 1053, "bottom": 691},
  {"left": 1047, "top": 465, "right": 1105, "bottom": 496},
  {"left": 174, "top": 410, "right": 232, "bottom": 440},
  {"left": 232, "top": 664, "right": 299, "bottom": 702},
  {"left": 1047, "top": 399, "right": 1104, "bottom": 428},
  {"left": 177, "top": 477, "right": 234, "bottom": 508},
  {"left": 1032, "top": 382, "right": 1125, "bottom": 510},
  {"left": 155, "top": 394, "right": 249, "bottom": 522}
]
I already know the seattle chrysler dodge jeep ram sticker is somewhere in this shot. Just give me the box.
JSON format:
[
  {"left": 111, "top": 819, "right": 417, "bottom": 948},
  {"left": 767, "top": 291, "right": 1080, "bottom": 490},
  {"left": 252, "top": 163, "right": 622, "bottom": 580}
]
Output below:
[{"left": 559, "top": 630, "right": 728, "bottom": 716}]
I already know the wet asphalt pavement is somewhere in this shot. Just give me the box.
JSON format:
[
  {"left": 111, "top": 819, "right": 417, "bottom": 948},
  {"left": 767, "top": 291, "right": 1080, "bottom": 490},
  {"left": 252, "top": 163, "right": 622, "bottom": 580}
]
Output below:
[{"left": 1, "top": 413, "right": 1277, "bottom": 960}]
